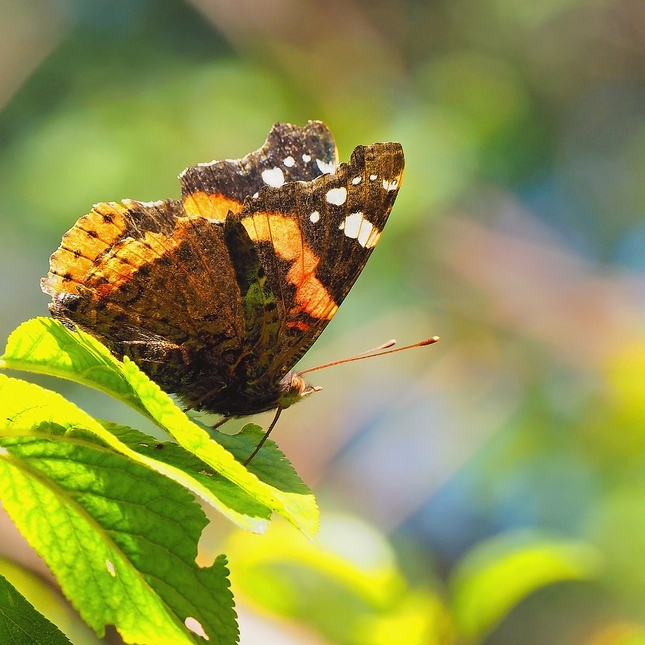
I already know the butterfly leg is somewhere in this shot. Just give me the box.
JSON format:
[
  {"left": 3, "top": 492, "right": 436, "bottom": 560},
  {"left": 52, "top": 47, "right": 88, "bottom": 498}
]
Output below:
[
  {"left": 243, "top": 408, "right": 283, "bottom": 466},
  {"left": 211, "top": 416, "right": 232, "bottom": 430}
]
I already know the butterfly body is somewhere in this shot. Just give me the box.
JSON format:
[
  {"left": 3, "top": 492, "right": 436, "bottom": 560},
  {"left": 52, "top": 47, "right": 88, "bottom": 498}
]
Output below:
[{"left": 42, "top": 122, "right": 404, "bottom": 419}]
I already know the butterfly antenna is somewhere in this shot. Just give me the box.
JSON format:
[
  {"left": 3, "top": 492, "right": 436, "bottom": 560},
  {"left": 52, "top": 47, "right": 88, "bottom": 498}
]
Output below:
[
  {"left": 298, "top": 336, "right": 440, "bottom": 376},
  {"left": 244, "top": 337, "right": 438, "bottom": 464}
]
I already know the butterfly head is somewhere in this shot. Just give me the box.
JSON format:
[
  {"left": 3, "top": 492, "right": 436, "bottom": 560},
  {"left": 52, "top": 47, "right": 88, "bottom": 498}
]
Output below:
[{"left": 277, "top": 372, "right": 323, "bottom": 410}]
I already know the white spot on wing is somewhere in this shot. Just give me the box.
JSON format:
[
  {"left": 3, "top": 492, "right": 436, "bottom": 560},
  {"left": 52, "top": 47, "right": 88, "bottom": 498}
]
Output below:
[
  {"left": 316, "top": 158, "right": 336, "bottom": 175},
  {"left": 310, "top": 210, "right": 320, "bottom": 223},
  {"left": 135, "top": 200, "right": 166, "bottom": 208},
  {"left": 340, "top": 212, "right": 381, "bottom": 248},
  {"left": 283, "top": 155, "right": 295, "bottom": 167},
  {"left": 366, "top": 229, "right": 381, "bottom": 247},
  {"left": 185, "top": 617, "right": 209, "bottom": 640},
  {"left": 358, "top": 221, "right": 374, "bottom": 247},
  {"left": 302, "top": 153, "right": 311, "bottom": 162},
  {"left": 342, "top": 212, "right": 363, "bottom": 237},
  {"left": 383, "top": 178, "right": 399, "bottom": 191},
  {"left": 106, "top": 560, "right": 116, "bottom": 577},
  {"left": 0, "top": 447, "right": 8, "bottom": 457},
  {"left": 325, "top": 187, "right": 347, "bottom": 205},
  {"left": 252, "top": 192, "right": 259, "bottom": 198},
  {"left": 369, "top": 174, "right": 378, "bottom": 181},
  {"left": 352, "top": 176, "right": 362, "bottom": 185},
  {"left": 261, "top": 167, "right": 285, "bottom": 187}
]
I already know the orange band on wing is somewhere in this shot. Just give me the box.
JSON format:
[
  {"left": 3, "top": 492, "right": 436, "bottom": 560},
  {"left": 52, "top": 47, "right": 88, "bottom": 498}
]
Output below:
[
  {"left": 241, "top": 213, "right": 338, "bottom": 320},
  {"left": 183, "top": 191, "right": 243, "bottom": 220},
  {"left": 43, "top": 202, "right": 129, "bottom": 295},
  {"left": 88, "top": 221, "right": 204, "bottom": 296}
]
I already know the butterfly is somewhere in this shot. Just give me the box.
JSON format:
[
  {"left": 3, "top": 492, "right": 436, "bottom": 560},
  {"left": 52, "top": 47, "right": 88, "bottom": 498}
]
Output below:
[{"left": 42, "top": 121, "right": 406, "bottom": 458}]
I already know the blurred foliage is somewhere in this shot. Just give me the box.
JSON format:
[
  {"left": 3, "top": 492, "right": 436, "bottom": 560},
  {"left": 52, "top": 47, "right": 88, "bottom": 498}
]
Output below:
[
  {"left": 2, "top": 0, "right": 645, "bottom": 643},
  {"left": 226, "top": 517, "right": 601, "bottom": 645},
  {"left": 449, "top": 530, "right": 602, "bottom": 640}
]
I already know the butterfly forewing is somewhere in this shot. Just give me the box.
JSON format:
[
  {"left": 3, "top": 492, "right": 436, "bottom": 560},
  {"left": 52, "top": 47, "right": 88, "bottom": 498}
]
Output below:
[
  {"left": 233, "top": 141, "right": 405, "bottom": 375},
  {"left": 179, "top": 121, "right": 338, "bottom": 221},
  {"left": 42, "top": 122, "right": 404, "bottom": 418}
]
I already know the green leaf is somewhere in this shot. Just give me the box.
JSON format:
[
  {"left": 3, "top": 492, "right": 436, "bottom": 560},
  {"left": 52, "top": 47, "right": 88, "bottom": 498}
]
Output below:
[
  {"left": 0, "top": 317, "right": 148, "bottom": 418},
  {"left": 450, "top": 530, "right": 603, "bottom": 642},
  {"left": 0, "top": 379, "right": 238, "bottom": 644},
  {"left": 0, "top": 556, "right": 104, "bottom": 645},
  {"left": 120, "top": 358, "right": 318, "bottom": 538},
  {"left": 210, "top": 424, "right": 310, "bottom": 496},
  {"left": 1, "top": 318, "right": 319, "bottom": 537},
  {"left": 227, "top": 518, "right": 405, "bottom": 613},
  {"left": 101, "top": 421, "right": 272, "bottom": 533},
  {"left": 0, "top": 368, "right": 269, "bottom": 532},
  {"left": 0, "top": 573, "right": 72, "bottom": 645},
  {"left": 226, "top": 515, "right": 451, "bottom": 645},
  {"left": 354, "top": 590, "right": 453, "bottom": 645}
]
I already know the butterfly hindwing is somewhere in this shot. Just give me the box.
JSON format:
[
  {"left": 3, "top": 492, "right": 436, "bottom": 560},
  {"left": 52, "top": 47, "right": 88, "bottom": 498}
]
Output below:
[
  {"left": 43, "top": 199, "right": 250, "bottom": 396},
  {"left": 222, "top": 217, "right": 280, "bottom": 383}
]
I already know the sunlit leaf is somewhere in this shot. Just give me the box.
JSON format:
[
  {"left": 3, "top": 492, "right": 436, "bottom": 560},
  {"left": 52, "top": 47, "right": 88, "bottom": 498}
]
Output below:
[
  {"left": 100, "top": 421, "right": 272, "bottom": 533},
  {"left": 0, "top": 378, "right": 237, "bottom": 644},
  {"left": 0, "top": 317, "right": 147, "bottom": 417},
  {"left": 354, "top": 589, "right": 454, "bottom": 645},
  {"left": 121, "top": 358, "right": 318, "bottom": 538},
  {"left": 0, "top": 573, "right": 72, "bottom": 645},
  {"left": 450, "top": 530, "right": 603, "bottom": 641},
  {"left": 0, "top": 370, "right": 269, "bottom": 532},
  {"left": 0, "top": 318, "right": 318, "bottom": 537},
  {"left": 226, "top": 514, "right": 449, "bottom": 645},
  {"left": 0, "top": 556, "right": 103, "bottom": 645}
]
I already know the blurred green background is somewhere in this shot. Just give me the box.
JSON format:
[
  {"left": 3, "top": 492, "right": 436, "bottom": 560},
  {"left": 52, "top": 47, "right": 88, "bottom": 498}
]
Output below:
[{"left": 3, "top": 0, "right": 645, "bottom": 643}]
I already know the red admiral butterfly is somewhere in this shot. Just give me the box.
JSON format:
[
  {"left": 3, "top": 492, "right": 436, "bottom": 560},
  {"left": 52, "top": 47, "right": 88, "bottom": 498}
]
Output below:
[{"left": 42, "top": 121, "right": 432, "bottom": 460}]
